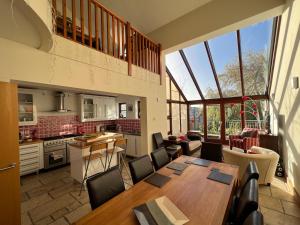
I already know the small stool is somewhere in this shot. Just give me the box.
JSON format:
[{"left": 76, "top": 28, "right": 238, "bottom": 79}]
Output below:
[{"left": 166, "top": 145, "right": 181, "bottom": 160}]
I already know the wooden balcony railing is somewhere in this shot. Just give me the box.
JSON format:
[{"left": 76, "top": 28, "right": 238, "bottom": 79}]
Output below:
[{"left": 52, "top": 0, "right": 161, "bottom": 77}]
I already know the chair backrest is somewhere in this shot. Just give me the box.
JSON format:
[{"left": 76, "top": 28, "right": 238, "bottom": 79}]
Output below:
[
  {"left": 128, "top": 155, "right": 154, "bottom": 184},
  {"left": 237, "top": 161, "right": 259, "bottom": 198},
  {"left": 235, "top": 179, "right": 258, "bottom": 225},
  {"left": 151, "top": 147, "right": 170, "bottom": 171},
  {"left": 91, "top": 142, "right": 108, "bottom": 153},
  {"left": 86, "top": 166, "right": 125, "bottom": 210},
  {"left": 153, "top": 132, "right": 164, "bottom": 149},
  {"left": 200, "top": 142, "right": 223, "bottom": 162},
  {"left": 243, "top": 211, "right": 264, "bottom": 225}
]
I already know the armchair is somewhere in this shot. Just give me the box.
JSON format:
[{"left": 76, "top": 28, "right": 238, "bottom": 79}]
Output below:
[{"left": 229, "top": 128, "right": 259, "bottom": 152}]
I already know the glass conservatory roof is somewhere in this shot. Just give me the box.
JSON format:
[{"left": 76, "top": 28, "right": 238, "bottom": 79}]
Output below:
[{"left": 165, "top": 17, "right": 277, "bottom": 101}]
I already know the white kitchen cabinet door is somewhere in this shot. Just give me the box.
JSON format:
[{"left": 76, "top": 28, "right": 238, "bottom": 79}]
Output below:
[
  {"left": 18, "top": 90, "right": 37, "bottom": 126},
  {"left": 19, "top": 143, "right": 42, "bottom": 176},
  {"left": 105, "top": 97, "right": 117, "bottom": 120},
  {"left": 80, "top": 95, "right": 98, "bottom": 122},
  {"left": 95, "top": 97, "right": 105, "bottom": 120},
  {"left": 135, "top": 136, "right": 141, "bottom": 156},
  {"left": 124, "top": 135, "right": 136, "bottom": 157}
]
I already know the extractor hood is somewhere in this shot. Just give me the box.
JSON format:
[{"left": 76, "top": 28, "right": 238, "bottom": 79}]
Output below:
[{"left": 56, "top": 92, "right": 70, "bottom": 112}]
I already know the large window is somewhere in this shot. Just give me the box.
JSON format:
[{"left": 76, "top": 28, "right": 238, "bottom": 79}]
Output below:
[
  {"left": 189, "top": 105, "right": 204, "bottom": 134},
  {"left": 207, "top": 105, "right": 221, "bottom": 139},
  {"left": 244, "top": 100, "right": 267, "bottom": 129},
  {"left": 119, "top": 103, "right": 127, "bottom": 118},
  {"left": 225, "top": 103, "right": 242, "bottom": 138}
]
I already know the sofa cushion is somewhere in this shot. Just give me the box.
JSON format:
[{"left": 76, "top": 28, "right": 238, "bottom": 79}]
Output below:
[{"left": 188, "top": 140, "right": 201, "bottom": 151}]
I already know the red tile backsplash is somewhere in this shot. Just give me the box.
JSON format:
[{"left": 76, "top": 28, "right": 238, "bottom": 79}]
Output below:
[{"left": 19, "top": 115, "right": 140, "bottom": 138}]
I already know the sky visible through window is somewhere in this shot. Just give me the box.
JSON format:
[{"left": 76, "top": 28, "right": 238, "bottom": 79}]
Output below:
[{"left": 165, "top": 18, "right": 274, "bottom": 100}]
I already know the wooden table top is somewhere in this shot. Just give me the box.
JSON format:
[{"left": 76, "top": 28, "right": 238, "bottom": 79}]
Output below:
[{"left": 74, "top": 156, "right": 239, "bottom": 225}]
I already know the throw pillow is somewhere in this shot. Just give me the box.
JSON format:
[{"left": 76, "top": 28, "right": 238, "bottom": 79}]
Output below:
[{"left": 241, "top": 130, "right": 253, "bottom": 138}]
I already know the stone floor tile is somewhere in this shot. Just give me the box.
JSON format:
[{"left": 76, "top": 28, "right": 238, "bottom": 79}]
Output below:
[
  {"left": 34, "top": 216, "right": 53, "bottom": 225},
  {"left": 29, "top": 194, "right": 76, "bottom": 222},
  {"left": 51, "top": 208, "right": 69, "bottom": 220},
  {"left": 66, "top": 200, "right": 81, "bottom": 212},
  {"left": 281, "top": 200, "right": 300, "bottom": 218},
  {"left": 271, "top": 186, "right": 299, "bottom": 203},
  {"left": 49, "top": 182, "right": 81, "bottom": 199},
  {"left": 70, "top": 191, "right": 89, "bottom": 205},
  {"left": 48, "top": 218, "right": 69, "bottom": 225},
  {"left": 21, "top": 213, "right": 33, "bottom": 225},
  {"left": 21, "top": 193, "right": 53, "bottom": 214},
  {"left": 27, "top": 180, "right": 65, "bottom": 199},
  {"left": 21, "top": 192, "right": 30, "bottom": 202},
  {"left": 65, "top": 204, "right": 91, "bottom": 224},
  {"left": 259, "top": 185, "right": 272, "bottom": 197},
  {"left": 21, "top": 179, "right": 42, "bottom": 193},
  {"left": 39, "top": 171, "right": 69, "bottom": 185},
  {"left": 261, "top": 206, "right": 300, "bottom": 225},
  {"left": 259, "top": 195, "right": 284, "bottom": 213}
]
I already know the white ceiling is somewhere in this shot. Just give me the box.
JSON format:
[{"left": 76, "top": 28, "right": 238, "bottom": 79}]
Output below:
[{"left": 97, "top": 0, "right": 213, "bottom": 34}]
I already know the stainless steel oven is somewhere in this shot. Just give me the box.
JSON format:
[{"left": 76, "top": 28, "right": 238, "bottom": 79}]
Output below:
[{"left": 44, "top": 141, "right": 66, "bottom": 169}]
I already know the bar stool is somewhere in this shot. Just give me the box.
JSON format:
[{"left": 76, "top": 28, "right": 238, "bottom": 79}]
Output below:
[
  {"left": 113, "top": 138, "right": 132, "bottom": 185},
  {"left": 79, "top": 141, "right": 108, "bottom": 196}
]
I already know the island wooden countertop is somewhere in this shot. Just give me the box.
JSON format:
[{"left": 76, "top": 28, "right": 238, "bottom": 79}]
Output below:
[{"left": 69, "top": 132, "right": 123, "bottom": 149}]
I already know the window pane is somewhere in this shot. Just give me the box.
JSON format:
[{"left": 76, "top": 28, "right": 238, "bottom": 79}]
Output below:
[
  {"left": 208, "top": 32, "right": 242, "bottom": 97},
  {"left": 225, "top": 103, "right": 242, "bottom": 138},
  {"left": 207, "top": 104, "right": 221, "bottom": 139},
  {"left": 120, "top": 104, "right": 126, "bottom": 110},
  {"left": 183, "top": 43, "right": 220, "bottom": 99},
  {"left": 172, "top": 103, "right": 180, "bottom": 135},
  {"left": 244, "top": 99, "right": 267, "bottom": 130},
  {"left": 189, "top": 104, "right": 204, "bottom": 134},
  {"left": 166, "top": 51, "right": 201, "bottom": 101},
  {"left": 181, "top": 104, "right": 187, "bottom": 134},
  {"left": 241, "top": 19, "right": 273, "bottom": 96},
  {"left": 166, "top": 74, "right": 170, "bottom": 99}
]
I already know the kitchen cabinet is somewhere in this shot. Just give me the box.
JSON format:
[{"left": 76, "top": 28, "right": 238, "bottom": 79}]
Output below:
[
  {"left": 79, "top": 95, "right": 116, "bottom": 122},
  {"left": 124, "top": 134, "right": 141, "bottom": 157},
  {"left": 19, "top": 142, "right": 43, "bottom": 176},
  {"left": 18, "top": 90, "right": 37, "bottom": 126}
]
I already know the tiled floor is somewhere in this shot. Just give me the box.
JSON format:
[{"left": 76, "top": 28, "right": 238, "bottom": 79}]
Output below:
[
  {"left": 20, "top": 165, "right": 132, "bottom": 225},
  {"left": 20, "top": 162, "right": 300, "bottom": 225}
]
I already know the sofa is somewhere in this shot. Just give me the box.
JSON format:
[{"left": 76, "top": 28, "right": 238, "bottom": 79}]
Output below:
[
  {"left": 229, "top": 128, "right": 260, "bottom": 152},
  {"left": 223, "top": 146, "right": 279, "bottom": 185},
  {"left": 180, "top": 132, "right": 202, "bottom": 156}
]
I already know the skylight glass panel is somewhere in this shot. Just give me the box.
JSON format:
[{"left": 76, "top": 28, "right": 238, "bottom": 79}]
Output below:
[
  {"left": 183, "top": 43, "right": 220, "bottom": 99},
  {"left": 240, "top": 19, "right": 273, "bottom": 96},
  {"left": 166, "top": 51, "right": 201, "bottom": 101},
  {"left": 208, "top": 32, "right": 242, "bottom": 97}
]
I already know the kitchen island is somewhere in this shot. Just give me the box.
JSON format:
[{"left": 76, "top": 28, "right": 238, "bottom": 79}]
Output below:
[{"left": 68, "top": 132, "right": 123, "bottom": 183}]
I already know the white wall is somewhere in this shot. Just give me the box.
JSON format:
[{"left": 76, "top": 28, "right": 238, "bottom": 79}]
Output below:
[
  {"left": 116, "top": 95, "right": 140, "bottom": 119},
  {"left": 270, "top": 0, "right": 300, "bottom": 195},
  {"left": 0, "top": 35, "right": 167, "bottom": 154}
]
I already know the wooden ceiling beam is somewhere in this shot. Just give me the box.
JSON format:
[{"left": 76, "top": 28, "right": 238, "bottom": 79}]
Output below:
[
  {"left": 179, "top": 50, "right": 205, "bottom": 100},
  {"left": 237, "top": 30, "right": 245, "bottom": 96},
  {"left": 204, "top": 41, "right": 223, "bottom": 98}
]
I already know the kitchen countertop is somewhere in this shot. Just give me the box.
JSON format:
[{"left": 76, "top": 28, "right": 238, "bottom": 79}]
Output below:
[{"left": 19, "top": 139, "right": 43, "bottom": 146}]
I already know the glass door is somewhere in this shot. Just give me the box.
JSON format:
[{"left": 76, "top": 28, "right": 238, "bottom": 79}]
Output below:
[
  {"left": 206, "top": 104, "right": 221, "bottom": 140},
  {"left": 83, "top": 98, "right": 96, "bottom": 119},
  {"left": 225, "top": 103, "right": 242, "bottom": 139},
  {"left": 189, "top": 104, "right": 204, "bottom": 135},
  {"left": 18, "top": 93, "right": 34, "bottom": 123}
]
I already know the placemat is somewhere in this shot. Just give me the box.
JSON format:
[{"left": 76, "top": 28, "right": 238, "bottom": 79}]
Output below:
[
  {"left": 166, "top": 162, "right": 188, "bottom": 171},
  {"left": 144, "top": 173, "right": 171, "bottom": 188},
  {"left": 207, "top": 171, "right": 233, "bottom": 185},
  {"left": 190, "top": 158, "right": 211, "bottom": 167}
]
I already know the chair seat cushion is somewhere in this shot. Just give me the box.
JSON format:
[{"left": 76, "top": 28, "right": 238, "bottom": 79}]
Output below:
[{"left": 188, "top": 140, "right": 201, "bottom": 151}]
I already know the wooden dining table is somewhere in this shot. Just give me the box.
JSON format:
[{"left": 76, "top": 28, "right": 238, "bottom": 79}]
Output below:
[{"left": 74, "top": 156, "right": 239, "bottom": 225}]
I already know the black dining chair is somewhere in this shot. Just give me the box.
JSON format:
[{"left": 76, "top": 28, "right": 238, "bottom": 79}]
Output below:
[
  {"left": 200, "top": 142, "right": 223, "bottom": 162},
  {"left": 233, "top": 179, "right": 259, "bottom": 225},
  {"left": 152, "top": 132, "right": 180, "bottom": 160},
  {"left": 243, "top": 211, "right": 264, "bottom": 225},
  {"left": 229, "top": 161, "right": 259, "bottom": 222},
  {"left": 86, "top": 166, "right": 125, "bottom": 210},
  {"left": 128, "top": 155, "right": 154, "bottom": 184},
  {"left": 151, "top": 147, "right": 170, "bottom": 171}
]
